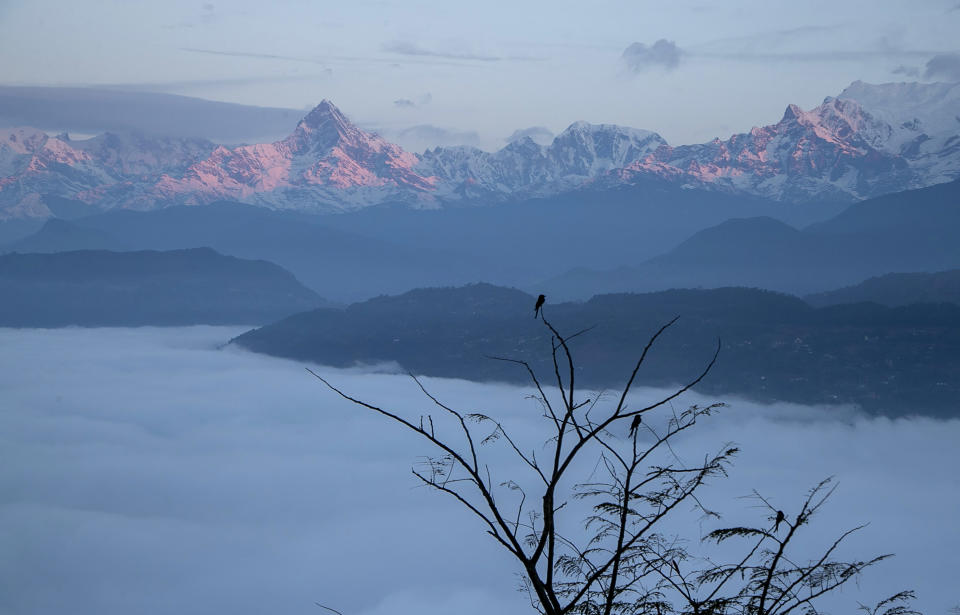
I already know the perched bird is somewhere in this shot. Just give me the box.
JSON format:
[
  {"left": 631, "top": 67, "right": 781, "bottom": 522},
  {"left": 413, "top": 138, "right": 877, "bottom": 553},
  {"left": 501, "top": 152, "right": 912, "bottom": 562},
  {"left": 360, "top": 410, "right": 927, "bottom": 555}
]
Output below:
[
  {"left": 775, "top": 510, "right": 785, "bottom": 532},
  {"left": 629, "top": 414, "right": 642, "bottom": 436},
  {"left": 534, "top": 294, "right": 546, "bottom": 318}
]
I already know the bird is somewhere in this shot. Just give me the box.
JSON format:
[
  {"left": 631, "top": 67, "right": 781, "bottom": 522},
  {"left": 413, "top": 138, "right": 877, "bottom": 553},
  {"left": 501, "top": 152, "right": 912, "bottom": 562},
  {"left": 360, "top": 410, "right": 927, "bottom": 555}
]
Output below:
[
  {"left": 534, "top": 294, "right": 546, "bottom": 318},
  {"left": 629, "top": 414, "right": 642, "bottom": 436},
  {"left": 775, "top": 510, "right": 785, "bottom": 532}
]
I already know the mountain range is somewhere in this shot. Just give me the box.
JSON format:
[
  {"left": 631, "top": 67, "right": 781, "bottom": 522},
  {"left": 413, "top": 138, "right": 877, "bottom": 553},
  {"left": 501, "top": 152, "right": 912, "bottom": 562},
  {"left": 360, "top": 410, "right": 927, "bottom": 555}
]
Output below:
[
  {"left": 543, "top": 179, "right": 960, "bottom": 299},
  {"left": 1, "top": 80, "right": 957, "bottom": 219},
  {"left": 3, "top": 177, "right": 957, "bottom": 303}
]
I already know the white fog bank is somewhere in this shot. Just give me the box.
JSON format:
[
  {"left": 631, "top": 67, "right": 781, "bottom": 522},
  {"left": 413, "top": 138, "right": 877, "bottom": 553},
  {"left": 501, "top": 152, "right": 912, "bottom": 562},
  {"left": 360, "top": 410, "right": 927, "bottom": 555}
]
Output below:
[{"left": 0, "top": 327, "right": 957, "bottom": 615}]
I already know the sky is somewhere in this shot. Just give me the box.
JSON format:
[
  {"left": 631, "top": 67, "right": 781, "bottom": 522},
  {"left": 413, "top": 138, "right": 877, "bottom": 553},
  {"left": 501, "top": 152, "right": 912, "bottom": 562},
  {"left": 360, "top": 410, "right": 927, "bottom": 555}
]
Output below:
[
  {"left": 0, "top": 0, "right": 959, "bottom": 150},
  {"left": 0, "top": 326, "right": 958, "bottom": 615}
]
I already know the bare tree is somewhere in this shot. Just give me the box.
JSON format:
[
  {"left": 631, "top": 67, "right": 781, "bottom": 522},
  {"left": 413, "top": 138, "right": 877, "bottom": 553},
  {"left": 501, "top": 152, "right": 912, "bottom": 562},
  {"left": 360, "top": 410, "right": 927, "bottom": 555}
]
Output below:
[
  {"left": 310, "top": 311, "right": 911, "bottom": 615},
  {"left": 857, "top": 591, "right": 921, "bottom": 615}
]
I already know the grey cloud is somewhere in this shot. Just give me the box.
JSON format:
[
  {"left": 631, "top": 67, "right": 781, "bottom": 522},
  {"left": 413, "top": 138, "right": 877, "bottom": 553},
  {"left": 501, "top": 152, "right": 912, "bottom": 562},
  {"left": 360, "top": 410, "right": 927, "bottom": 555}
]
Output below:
[
  {"left": 200, "top": 3, "right": 217, "bottom": 25},
  {"left": 179, "top": 47, "right": 331, "bottom": 66},
  {"left": 179, "top": 45, "right": 500, "bottom": 71},
  {"left": 506, "top": 126, "right": 554, "bottom": 145},
  {"left": 180, "top": 46, "right": 460, "bottom": 70},
  {"left": 892, "top": 64, "right": 921, "bottom": 77},
  {"left": 0, "top": 85, "right": 300, "bottom": 142},
  {"left": 392, "top": 93, "right": 432, "bottom": 109},
  {"left": 701, "top": 49, "right": 938, "bottom": 63},
  {"left": 622, "top": 39, "right": 683, "bottom": 72},
  {"left": 394, "top": 124, "right": 481, "bottom": 151},
  {"left": 161, "top": 3, "right": 217, "bottom": 29},
  {"left": 0, "top": 327, "right": 954, "bottom": 615},
  {"left": 382, "top": 41, "right": 500, "bottom": 62},
  {"left": 924, "top": 53, "right": 960, "bottom": 81},
  {"left": 692, "top": 24, "right": 845, "bottom": 54},
  {"left": 771, "top": 24, "right": 846, "bottom": 37},
  {"left": 100, "top": 73, "right": 331, "bottom": 92},
  {"left": 693, "top": 27, "right": 942, "bottom": 65}
]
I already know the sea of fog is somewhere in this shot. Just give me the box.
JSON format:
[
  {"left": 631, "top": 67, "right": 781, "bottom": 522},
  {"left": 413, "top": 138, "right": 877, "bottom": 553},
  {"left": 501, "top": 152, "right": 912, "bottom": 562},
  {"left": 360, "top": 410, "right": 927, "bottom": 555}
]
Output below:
[{"left": 0, "top": 326, "right": 957, "bottom": 615}]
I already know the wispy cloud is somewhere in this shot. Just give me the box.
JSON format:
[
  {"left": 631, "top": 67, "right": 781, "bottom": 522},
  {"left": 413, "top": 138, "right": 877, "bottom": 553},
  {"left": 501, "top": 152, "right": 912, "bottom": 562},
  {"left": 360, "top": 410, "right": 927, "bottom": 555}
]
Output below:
[
  {"left": 179, "top": 47, "right": 331, "bottom": 66},
  {"left": 393, "top": 93, "right": 433, "bottom": 109},
  {"left": 892, "top": 64, "right": 921, "bottom": 77},
  {"left": 690, "top": 25, "right": 947, "bottom": 65},
  {"left": 698, "top": 23, "right": 848, "bottom": 49},
  {"left": 621, "top": 40, "right": 683, "bottom": 72},
  {"left": 506, "top": 126, "right": 554, "bottom": 145},
  {"left": 382, "top": 41, "right": 501, "bottom": 62},
  {"left": 93, "top": 74, "right": 329, "bottom": 93},
  {"left": 179, "top": 46, "right": 475, "bottom": 69},
  {"left": 698, "top": 49, "right": 945, "bottom": 63},
  {"left": 394, "top": 123, "right": 481, "bottom": 150},
  {"left": 923, "top": 53, "right": 960, "bottom": 81},
  {"left": 161, "top": 2, "right": 221, "bottom": 30}
]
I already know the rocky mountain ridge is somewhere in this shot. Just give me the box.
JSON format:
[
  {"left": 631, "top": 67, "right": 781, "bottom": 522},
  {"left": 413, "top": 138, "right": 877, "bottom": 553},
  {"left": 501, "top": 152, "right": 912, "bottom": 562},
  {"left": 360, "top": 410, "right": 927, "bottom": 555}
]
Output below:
[{"left": 1, "top": 80, "right": 957, "bottom": 219}]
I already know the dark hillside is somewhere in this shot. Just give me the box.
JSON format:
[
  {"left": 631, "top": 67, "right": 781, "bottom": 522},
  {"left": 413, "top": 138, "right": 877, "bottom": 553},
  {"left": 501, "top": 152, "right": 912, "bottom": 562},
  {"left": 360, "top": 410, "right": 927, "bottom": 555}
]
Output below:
[
  {"left": 806, "top": 269, "right": 960, "bottom": 307},
  {"left": 233, "top": 284, "right": 960, "bottom": 417},
  {"left": 544, "top": 179, "right": 960, "bottom": 299},
  {"left": 0, "top": 248, "right": 324, "bottom": 326}
]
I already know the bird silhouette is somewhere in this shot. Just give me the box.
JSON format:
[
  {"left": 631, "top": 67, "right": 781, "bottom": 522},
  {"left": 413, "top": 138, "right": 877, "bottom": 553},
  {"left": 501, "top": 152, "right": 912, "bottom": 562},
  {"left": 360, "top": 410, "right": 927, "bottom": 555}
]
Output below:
[
  {"left": 534, "top": 294, "right": 545, "bottom": 318},
  {"left": 775, "top": 510, "right": 785, "bottom": 532},
  {"left": 629, "top": 414, "right": 642, "bottom": 436}
]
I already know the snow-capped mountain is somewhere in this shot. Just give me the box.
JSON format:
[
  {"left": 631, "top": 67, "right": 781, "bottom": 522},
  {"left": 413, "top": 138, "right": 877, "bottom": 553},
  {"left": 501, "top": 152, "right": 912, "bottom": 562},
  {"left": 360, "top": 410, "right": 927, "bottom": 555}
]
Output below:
[
  {"left": 0, "top": 81, "right": 957, "bottom": 219},
  {"left": 0, "top": 127, "right": 216, "bottom": 218},
  {"left": 837, "top": 80, "right": 960, "bottom": 185},
  {"left": 611, "top": 96, "right": 916, "bottom": 201},
  {"left": 142, "top": 101, "right": 437, "bottom": 211},
  {"left": 420, "top": 123, "right": 667, "bottom": 200},
  {"left": 45, "top": 101, "right": 437, "bottom": 214},
  {"left": 421, "top": 80, "right": 958, "bottom": 203},
  {"left": 610, "top": 81, "right": 960, "bottom": 201}
]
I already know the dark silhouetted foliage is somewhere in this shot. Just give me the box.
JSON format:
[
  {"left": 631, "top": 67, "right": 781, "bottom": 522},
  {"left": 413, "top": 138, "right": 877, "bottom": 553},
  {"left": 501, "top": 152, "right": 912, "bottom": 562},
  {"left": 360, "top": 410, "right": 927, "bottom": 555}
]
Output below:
[{"left": 310, "top": 311, "right": 911, "bottom": 615}]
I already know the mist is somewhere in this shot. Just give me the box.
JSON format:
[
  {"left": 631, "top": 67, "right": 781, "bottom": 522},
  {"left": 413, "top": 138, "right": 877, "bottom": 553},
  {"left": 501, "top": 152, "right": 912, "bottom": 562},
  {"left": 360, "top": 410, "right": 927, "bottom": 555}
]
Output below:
[{"left": 0, "top": 327, "right": 957, "bottom": 615}]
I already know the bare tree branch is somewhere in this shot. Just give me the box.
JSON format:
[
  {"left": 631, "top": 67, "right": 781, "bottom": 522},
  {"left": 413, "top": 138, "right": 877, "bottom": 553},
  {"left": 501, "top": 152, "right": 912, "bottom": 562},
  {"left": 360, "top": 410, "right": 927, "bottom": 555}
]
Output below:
[{"left": 309, "top": 312, "right": 907, "bottom": 615}]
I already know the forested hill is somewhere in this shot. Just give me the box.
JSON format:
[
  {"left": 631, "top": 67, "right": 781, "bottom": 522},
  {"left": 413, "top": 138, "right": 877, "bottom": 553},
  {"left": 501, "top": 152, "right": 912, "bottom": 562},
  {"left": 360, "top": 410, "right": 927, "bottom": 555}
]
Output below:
[
  {"left": 806, "top": 269, "right": 960, "bottom": 307},
  {"left": 0, "top": 248, "right": 324, "bottom": 326},
  {"left": 232, "top": 284, "right": 960, "bottom": 417}
]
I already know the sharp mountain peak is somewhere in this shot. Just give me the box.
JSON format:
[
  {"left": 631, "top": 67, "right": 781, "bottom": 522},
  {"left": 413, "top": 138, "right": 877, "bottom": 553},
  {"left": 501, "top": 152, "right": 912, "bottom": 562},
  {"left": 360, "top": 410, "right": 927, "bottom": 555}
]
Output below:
[{"left": 1, "top": 80, "right": 958, "bottom": 218}]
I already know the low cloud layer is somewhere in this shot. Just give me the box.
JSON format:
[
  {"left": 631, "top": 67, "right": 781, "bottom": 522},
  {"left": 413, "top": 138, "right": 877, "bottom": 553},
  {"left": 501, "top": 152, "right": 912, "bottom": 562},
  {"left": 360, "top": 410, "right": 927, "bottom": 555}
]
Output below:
[
  {"left": 506, "top": 126, "right": 554, "bottom": 145},
  {"left": 0, "top": 327, "right": 956, "bottom": 615},
  {"left": 924, "top": 53, "right": 960, "bottom": 81},
  {"left": 622, "top": 39, "right": 683, "bottom": 72}
]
